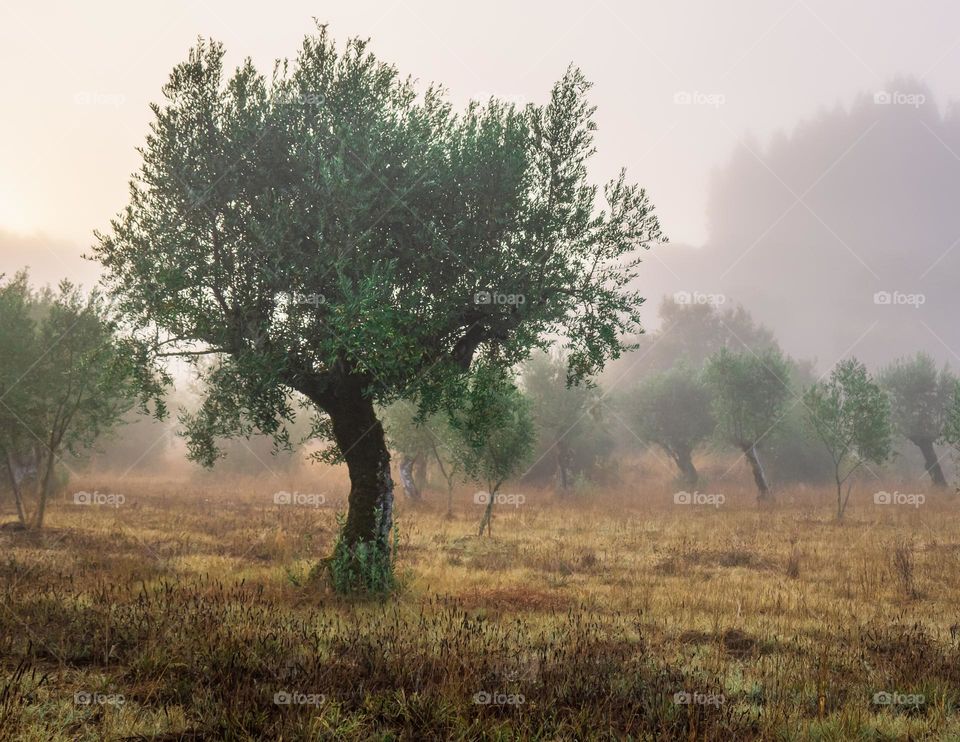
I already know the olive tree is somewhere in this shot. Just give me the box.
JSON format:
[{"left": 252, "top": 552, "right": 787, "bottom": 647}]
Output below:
[
  {"left": 704, "top": 347, "right": 791, "bottom": 500},
  {"left": 521, "top": 350, "right": 609, "bottom": 495},
  {"left": 447, "top": 369, "right": 535, "bottom": 536},
  {"left": 0, "top": 272, "right": 135, "bottom": 529},
  {"left": 92, "top": 27, "right": 663, "bottom": 590},
  {"left": 423, "top": 412, "right": 464, "bottom": 518},
  {"left": 803, "top": 358, "right": 891, "bottom": 519},
  {"left": 0, "top": 273, "right": 35, "bottom": 525},
  {"left": 381, "top": 402, "right": 434, "bottom": 500},
  {"left": 628, "top": 364, "right": 713, "bottom": 486},
  {"left": 382, "top": 400, "right": 461, "bottom": 504},
  {"left": 940, "top": 380, "right": 960, "bottom": 491},
  {"left": 879, "top": 352, "right": 953, "bottom": 488}
]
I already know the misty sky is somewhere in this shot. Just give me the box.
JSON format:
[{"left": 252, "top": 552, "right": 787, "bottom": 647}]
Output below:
[{"left": 2, "top": 1, "right": 959, "bottom": 365}]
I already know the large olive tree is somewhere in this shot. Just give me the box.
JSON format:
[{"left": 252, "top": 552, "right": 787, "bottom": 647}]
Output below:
[{"left": 93, "top": 27, "right": 664, "bottom": 590}]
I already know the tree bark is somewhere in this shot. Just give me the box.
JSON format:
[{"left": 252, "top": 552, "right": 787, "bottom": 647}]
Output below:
[
  {"left": 322, "top": 376, "right": 394, "bottom": 548},
  {"left": 742, "top": 443, "right": 771, "bottom": 501},
  {"left": 914, "top": 438, "right": 947, "bottom": 489},
  {"left": 32, "top": 447, "right": 56, "bottom": 530},
  {"left": 835, "top": 474, "right": 844, "bottom": 520},
  {"left": 674, "top": 446, "right": 698, "bottom": 487},
  {"left": 398, "top": 455, "right": 421, "bottom": 500},
  {"left": 478, "top": 491, "right": 495, "bottom": 536},
  {"left": 413, "top": 455, "right": 427, "bottom": 491},
  {"left": 555, "top": 441, "right": 571, "bottom": 497},
  {"left": 2, "top": 448, "right": 27, "bottom": 527}
]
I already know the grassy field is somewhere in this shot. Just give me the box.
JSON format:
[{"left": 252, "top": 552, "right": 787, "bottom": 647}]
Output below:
[{"left": 2, "top": 459, "right": 959, "bottom": 740}]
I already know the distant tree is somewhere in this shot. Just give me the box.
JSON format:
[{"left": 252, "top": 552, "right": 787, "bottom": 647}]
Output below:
[
  {"left": 0, "top": 272, "right": 136, "bottom": 529},
  {"left": 448, "top": 369, "right": 535, "bottom": 536},
  {"left": 940, "top": 380, "right": 960, "bottom": 492},
  {"left": 650, "top": 299, "right": 779, "bottom": 368},
  {"left": 879, "top": 353, "right": 954, "bottom": 488},
  {"left": 382, "top": 401, "right": 438, "bottom": 501},
  {"left": 92, "top": 28, "right": 664, "bottom": 590},
  {"left": 0, "top": 273, "right": 35, "bottom": 525},
  {"left": 762, "top": 359, "right": 836, "bottom": 484},
  {"left": 803, "top": 358, "right": 891, "bottom": 519},
  {"left": 704, "top": 347, "right": 791, "bottom": 500},
  {"left": 521, "top": 350, "right": 609, "bottom": 496},
  {"left": 627, "top": 364, "right": 714, "bottom": 486},
  {"left": 424, "top": 413, "right": 464, "bottom": 518},
  {"left": 604, "top": 298, "right": 779, "bottom": 388}
]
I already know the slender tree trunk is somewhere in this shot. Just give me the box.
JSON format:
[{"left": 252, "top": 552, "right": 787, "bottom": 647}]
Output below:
[
  {"left": 914, "top": 438, "right": 947, "bottom": 489},
  {"left": 397, "top": 455, "right": 421, "bottom": 500},
  {"left": 555, "top": 441, "right": 571, "bottom": 497},
  {"left": 2, "top": 448, "right": 27, "bottom": 528},
  {"left": 675, "top": 446, "right": 698, "bottom": 487},
  {"left": 323, "top": 377, "right": 394, "bottom": 549},
  {"left": 742, "top": 443, "right": 771, "bottom": 501},
  {"left": 478, "top": 490, "right": 495, "bottom": 537},
  {"left": 835, "top": 474, "right": 844, "bottom": 520},
  {"left": 413, "top": 455, "right": 427, "bottom": 491},
  {"left": 432, "top": 447, "right": 455, "bottom": 518},
  {"left": 32, "top": 447, "right": 56, "bottom": 530}
]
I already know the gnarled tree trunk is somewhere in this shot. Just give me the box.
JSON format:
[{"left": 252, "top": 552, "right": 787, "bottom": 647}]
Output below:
[
  {"left": 742, "top": 443, "right": 771, "bottom": 501},
  {"left": 322, "top": 376, "right": 394, "bottom": 549},
  {"left": 913, "top": 438, "right": 947, "bottom": 489},
  {"left": 673, "top": 446, "right": 698, "bottom": 487},
  {"left": 398, "top": 455, "right": 421, "bottom": 500}
]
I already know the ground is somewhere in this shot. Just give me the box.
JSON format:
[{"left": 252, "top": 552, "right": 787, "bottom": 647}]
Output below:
[{"left": 1, "top": 460, "right": 958, "bottom": 740}]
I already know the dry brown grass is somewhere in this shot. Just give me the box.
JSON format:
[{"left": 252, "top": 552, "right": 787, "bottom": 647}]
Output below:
[{"left": 1, "top": 458, "right": 959, "bottom": 740}]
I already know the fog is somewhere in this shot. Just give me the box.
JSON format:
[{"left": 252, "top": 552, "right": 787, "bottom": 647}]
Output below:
[
  {"left": 640, "top": 76, "right": 960, "bottom": 370},
  {"left": 3, "top": 5, "right": 960, "bottom": 739}
]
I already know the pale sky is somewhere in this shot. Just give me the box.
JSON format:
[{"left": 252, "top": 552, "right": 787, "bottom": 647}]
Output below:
[{"left": 2, "top": 1, "right": 960, "bottom": 292}]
